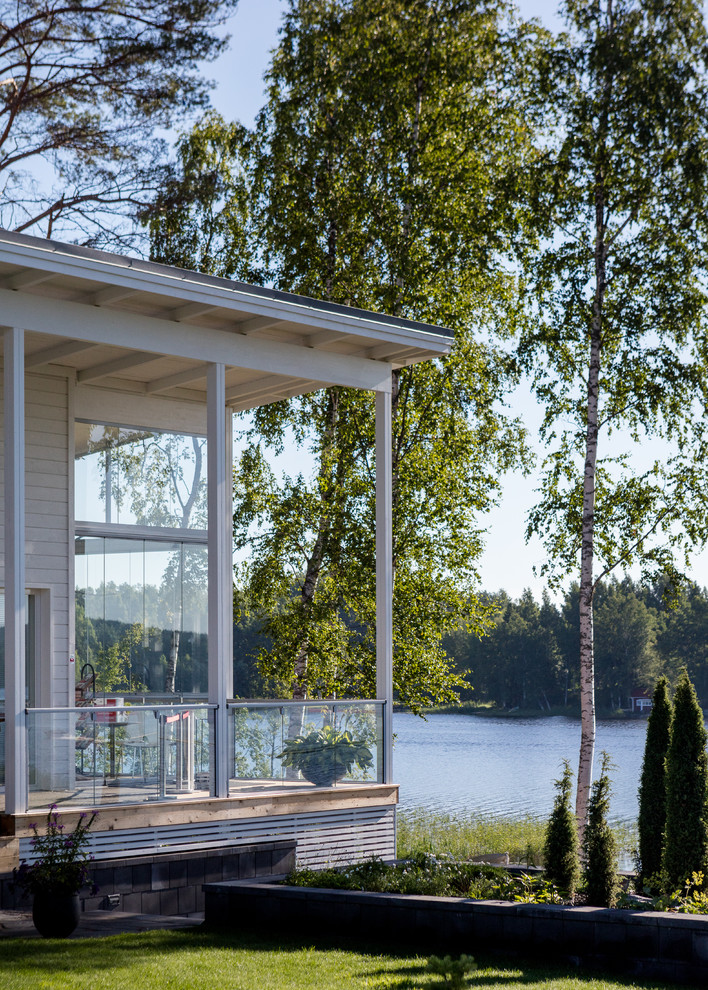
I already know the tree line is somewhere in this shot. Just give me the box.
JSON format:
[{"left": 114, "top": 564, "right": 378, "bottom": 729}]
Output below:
[
  {"left": 443, "top": 578, "right": 708, "bottom": 713},
  {"left": 231, "top": 576, "right": 708, "bottom": 712}
]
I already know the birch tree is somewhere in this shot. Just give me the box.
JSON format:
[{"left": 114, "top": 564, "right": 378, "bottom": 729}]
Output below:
[
  {"left": 147, "top": 0, "right": 539, "bottom": 707},
  {"left": 520, "top": 0, "right": 708, "bottom": 830}
]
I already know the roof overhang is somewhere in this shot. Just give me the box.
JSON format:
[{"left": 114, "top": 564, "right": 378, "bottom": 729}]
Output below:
[{"left": 0, "top": 230, "right": 454, "bottom": 416}]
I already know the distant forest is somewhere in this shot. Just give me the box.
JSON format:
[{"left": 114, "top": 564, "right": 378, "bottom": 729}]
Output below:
[{"left": 234, "top": 577, "right": 708, "bottom": 711}]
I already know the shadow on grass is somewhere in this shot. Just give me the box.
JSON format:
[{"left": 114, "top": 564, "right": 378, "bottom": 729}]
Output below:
[{"left": 0, "top": 927, "right": 677, "bottom": 990}]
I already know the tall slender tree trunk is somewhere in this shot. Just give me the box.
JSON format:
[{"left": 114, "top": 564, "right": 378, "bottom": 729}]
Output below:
[
  {"left": 291, "top": 388, "right": 341, "bottom": 702},
  {"left": 577, "top": 169, "right": 607, "bottom": 835},
  {"left": 576, "top": 0, "right": 615, "bottom": 835}
]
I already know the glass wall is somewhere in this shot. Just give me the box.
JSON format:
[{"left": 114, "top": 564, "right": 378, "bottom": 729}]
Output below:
[
  {"left": 74, "top": 421, "right": 209, "bottom": 700},
  {"left": 74, "top": 423, "right": 207, "bottom": 529},
  {"left": 75, "top": 538, "right": 208, "bottom": 697}
]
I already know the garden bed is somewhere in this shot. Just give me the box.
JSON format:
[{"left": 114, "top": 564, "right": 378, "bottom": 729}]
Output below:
[{"left": 204, "top": 875, "right": 708, "bottom": 986}]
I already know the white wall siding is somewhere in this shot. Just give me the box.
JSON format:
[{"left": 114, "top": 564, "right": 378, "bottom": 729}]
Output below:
[
  {"left": 19, "top": 806, "right": 397, "bottom": 867},
  {"left": 0, "top": 369, "right": 71, "bottom": 707}
]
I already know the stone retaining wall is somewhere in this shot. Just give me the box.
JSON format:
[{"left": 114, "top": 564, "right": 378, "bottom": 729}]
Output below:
[
  {"left": 0, "top": 841, "right": 295, "bottom": 915},
  {"left": 204, "top": 878, "right": 708, "bottom": 985}
]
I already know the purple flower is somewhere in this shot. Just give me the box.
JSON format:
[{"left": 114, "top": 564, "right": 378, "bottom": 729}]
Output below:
[{"left": 28, "top": 823, "right": 37, "bottom": 830}]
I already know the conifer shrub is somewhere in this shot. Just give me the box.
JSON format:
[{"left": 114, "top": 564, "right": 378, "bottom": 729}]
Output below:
[
  {"left": 543, "top": 759, "right": 580, "bottom": 898},
  {"left": 663, "top": 667, "right": 708, "bottom": 888},
  {"left": 637, "top": 676, "right": 672, "bottom": 888},
  {"left": 583, "top": 752, "right": 618, "bottom": 907}
]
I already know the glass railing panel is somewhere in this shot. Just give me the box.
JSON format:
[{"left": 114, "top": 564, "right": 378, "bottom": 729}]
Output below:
[
  {"left": 26, "top": 704, "right": 215, "bottom": 810},
  {"left": 0, "top": 715, "right": 4, "bottom": 813},
  {"left": 228, "top": 700, "right": 384, "bottom": 793}
]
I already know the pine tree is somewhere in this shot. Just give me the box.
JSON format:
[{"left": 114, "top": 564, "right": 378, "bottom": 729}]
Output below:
[
  {"left": 637, "top": 676, "right": 672, "bottom": 887},
  {"left": 544, "top": 759, "right": 580, "bottom": 898},
  {"left": 663, "top": 668, "right": 708, "bottom": 887},
  {"left": 583, "top": 752, "right": 618, "bottom": 907}
]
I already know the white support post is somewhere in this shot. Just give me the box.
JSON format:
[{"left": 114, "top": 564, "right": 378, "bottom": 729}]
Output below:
[
  {"left": 207, "top": 363, "right": 231, "bottom": 797},
  {"left": 4, "top": 327, "right": 27, "bottom": 814},
  {"left": 375, "top": 385, "right": 393, "bottom": 785}
]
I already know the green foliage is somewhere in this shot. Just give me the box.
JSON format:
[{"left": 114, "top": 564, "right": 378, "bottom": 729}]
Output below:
[
  {"left": 544, "top": 760, "right": 580, "bottom": 898},
  {"left": 94, "top": 623, "right": 145, "bottom": 694},
  {"left": 521, "top": 0, "right": 708, "bottom": 591},
  {"left": 285, "top": 854, "right": 562, "bottom": 903},
  {"left": 663, "top": 668, "right": 708, "bottom": 887},
  {"left": 148, "top": 0, "right": 537, "bottom": 710},
  {"left": 637, "top": 677, "right": 672, "bottom": 886},
  {"left": 278, "top": 725, "right": 373, "bottom": 786},
  {"left": 13, "top": 807, "right": 97, "bottom": 895},
  {"left": 0, "top": 1, "right": 237, "bottom": 246},
  {"left": 441, "top": 576, "right": 708, "bottom": 713},
  {"left": 397, "top": 808, "right": 546, "bottom": 866},
  {"left": 518, "top": 0, "right": 708, "bottom": 821},
  {"left": 427, "top": 954, "right": 478, "bottom": 989},
  {"left": 651, "top": 872, "right": 708, "bottom": 914},
  {"left": 583, "top": 753, "right": 619, "bottom": 908}
]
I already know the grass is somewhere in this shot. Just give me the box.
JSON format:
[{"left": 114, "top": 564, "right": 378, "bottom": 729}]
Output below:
[
  {"left": 398, "top": 808, "right": 638, "bottom": 869},
  {"left": 0, "top": 927, "right": 680, "bottom": 990}
]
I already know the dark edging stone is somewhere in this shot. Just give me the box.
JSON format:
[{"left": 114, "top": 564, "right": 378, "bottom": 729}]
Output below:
[{"left": 203, "top": 877, "right": 708, "bottom": 986}]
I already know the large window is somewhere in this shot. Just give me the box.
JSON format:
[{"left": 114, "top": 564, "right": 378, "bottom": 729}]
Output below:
[
  {"left": 74, "top": 423, "right": 208, "bottom": 699},
  {"left": 74, "top": 423, "right": 207, "bottom": 529}
]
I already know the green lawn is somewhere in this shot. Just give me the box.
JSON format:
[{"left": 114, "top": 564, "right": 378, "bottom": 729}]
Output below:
[{"left": 0, "top": 928, "right": 679, "bottom": 990}]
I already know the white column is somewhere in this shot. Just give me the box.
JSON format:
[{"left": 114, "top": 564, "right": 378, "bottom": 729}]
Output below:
[
  {"left": 375, "top": 385, "right": 393, "bottom": 785},
  {"left": 207, "top": 363, "right": 231, "bottom": 797},
  {"left": 4, "top": 327, "right": 27, "bottom": 814}
]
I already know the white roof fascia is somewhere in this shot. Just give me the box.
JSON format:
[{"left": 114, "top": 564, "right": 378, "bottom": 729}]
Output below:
[
  {"left": 0, "top": 232, "right": 453, "bottom": 358},
  {"left": 0, "top": 288, "right": 394, "bottom": 393}
]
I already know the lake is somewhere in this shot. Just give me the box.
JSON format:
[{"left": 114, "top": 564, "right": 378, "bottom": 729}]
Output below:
[{"left": 392, "top": 712, "right": 649, "bottom": 825}]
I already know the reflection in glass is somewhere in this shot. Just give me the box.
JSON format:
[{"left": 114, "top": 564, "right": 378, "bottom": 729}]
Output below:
[
  {"left": 75, "top": 538, "right": 208, "bottom": 697},
  {"left": 74, "top": 423, "right": 207, "bottom": 529}
]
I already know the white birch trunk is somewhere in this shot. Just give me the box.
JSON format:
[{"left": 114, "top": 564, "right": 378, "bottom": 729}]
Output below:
[{"left": 576, "top": 171, "right": 606, "bottom": 838}]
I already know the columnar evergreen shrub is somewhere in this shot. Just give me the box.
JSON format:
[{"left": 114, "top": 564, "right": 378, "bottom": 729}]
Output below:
[
  {"left": 583, "top": 752, "right": 618, "bottom": 907},
  {"left": 637, "top": 676, "right": 672, "bottom": 886},
  {"left": 663, "top": 668, "right": 708, "bottom": 887},
  {"left": 543, "top": 759, "right": 580, "bottom": 897}
]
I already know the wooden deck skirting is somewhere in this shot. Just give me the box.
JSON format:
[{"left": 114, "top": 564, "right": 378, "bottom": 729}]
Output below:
[{"left": 0, "top": 783, "right": 399, "bottom": 839}]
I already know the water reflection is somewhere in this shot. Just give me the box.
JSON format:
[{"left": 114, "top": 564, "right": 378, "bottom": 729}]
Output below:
[{"left": 394, "top": 712, "right": 649, "bottom": 825}]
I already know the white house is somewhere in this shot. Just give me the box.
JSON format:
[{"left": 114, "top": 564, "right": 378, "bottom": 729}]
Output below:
[{"left": 0, "top": 229, "right": 452, "bottom": 905}]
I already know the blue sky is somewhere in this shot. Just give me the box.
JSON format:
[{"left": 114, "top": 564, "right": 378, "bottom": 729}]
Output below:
[{"left": 205, "top": 0, "right": 708, "bottom": 599}]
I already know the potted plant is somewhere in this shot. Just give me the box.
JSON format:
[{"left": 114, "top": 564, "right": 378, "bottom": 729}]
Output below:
[
  {"left": 279, "top": 725, "right": 374, "bottom": 787},
  {"left": 13, "top": 805, "right": 97, "bottom": 938}
]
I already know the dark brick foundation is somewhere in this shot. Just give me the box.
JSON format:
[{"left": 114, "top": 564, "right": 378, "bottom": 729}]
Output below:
[{"left": 0, "top": 841, "right": 295, "bottom": 916}]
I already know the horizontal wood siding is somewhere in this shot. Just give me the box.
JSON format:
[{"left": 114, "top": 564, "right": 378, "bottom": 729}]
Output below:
[
  {"left": 0, "top": 369, "right": 70, "bottom": 707},
  {"left": 18, "top": 806, "right": 396, "bottom": 867}
]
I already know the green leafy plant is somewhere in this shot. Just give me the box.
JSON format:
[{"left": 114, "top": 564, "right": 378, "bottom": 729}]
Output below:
[
  {"left": 278, "top": 725, "right": 373, "bottom": 786},
  {"left": 13, "top": 806, "right": 97, "bottom": 895},
  {"left": 544, "top": 759, "right": 580, "bottom": 898},
  {"left": 286, "top": 854, "right": 561, "bottom": 903},
  {"left": 426, "top": 954, "right": 477, "bottom": 988}
]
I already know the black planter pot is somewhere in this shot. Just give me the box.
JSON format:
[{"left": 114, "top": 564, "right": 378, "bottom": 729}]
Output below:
[
  {"left": 32, "top": 891, "right": 81, "bottom": 938},
  {"left": 300, "top": 763, "right": 347, "bottom": 787}
]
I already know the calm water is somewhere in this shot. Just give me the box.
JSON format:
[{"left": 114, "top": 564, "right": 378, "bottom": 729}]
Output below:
[{"left": 393, "top": 712, "right": 649, "bottom": 824}]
